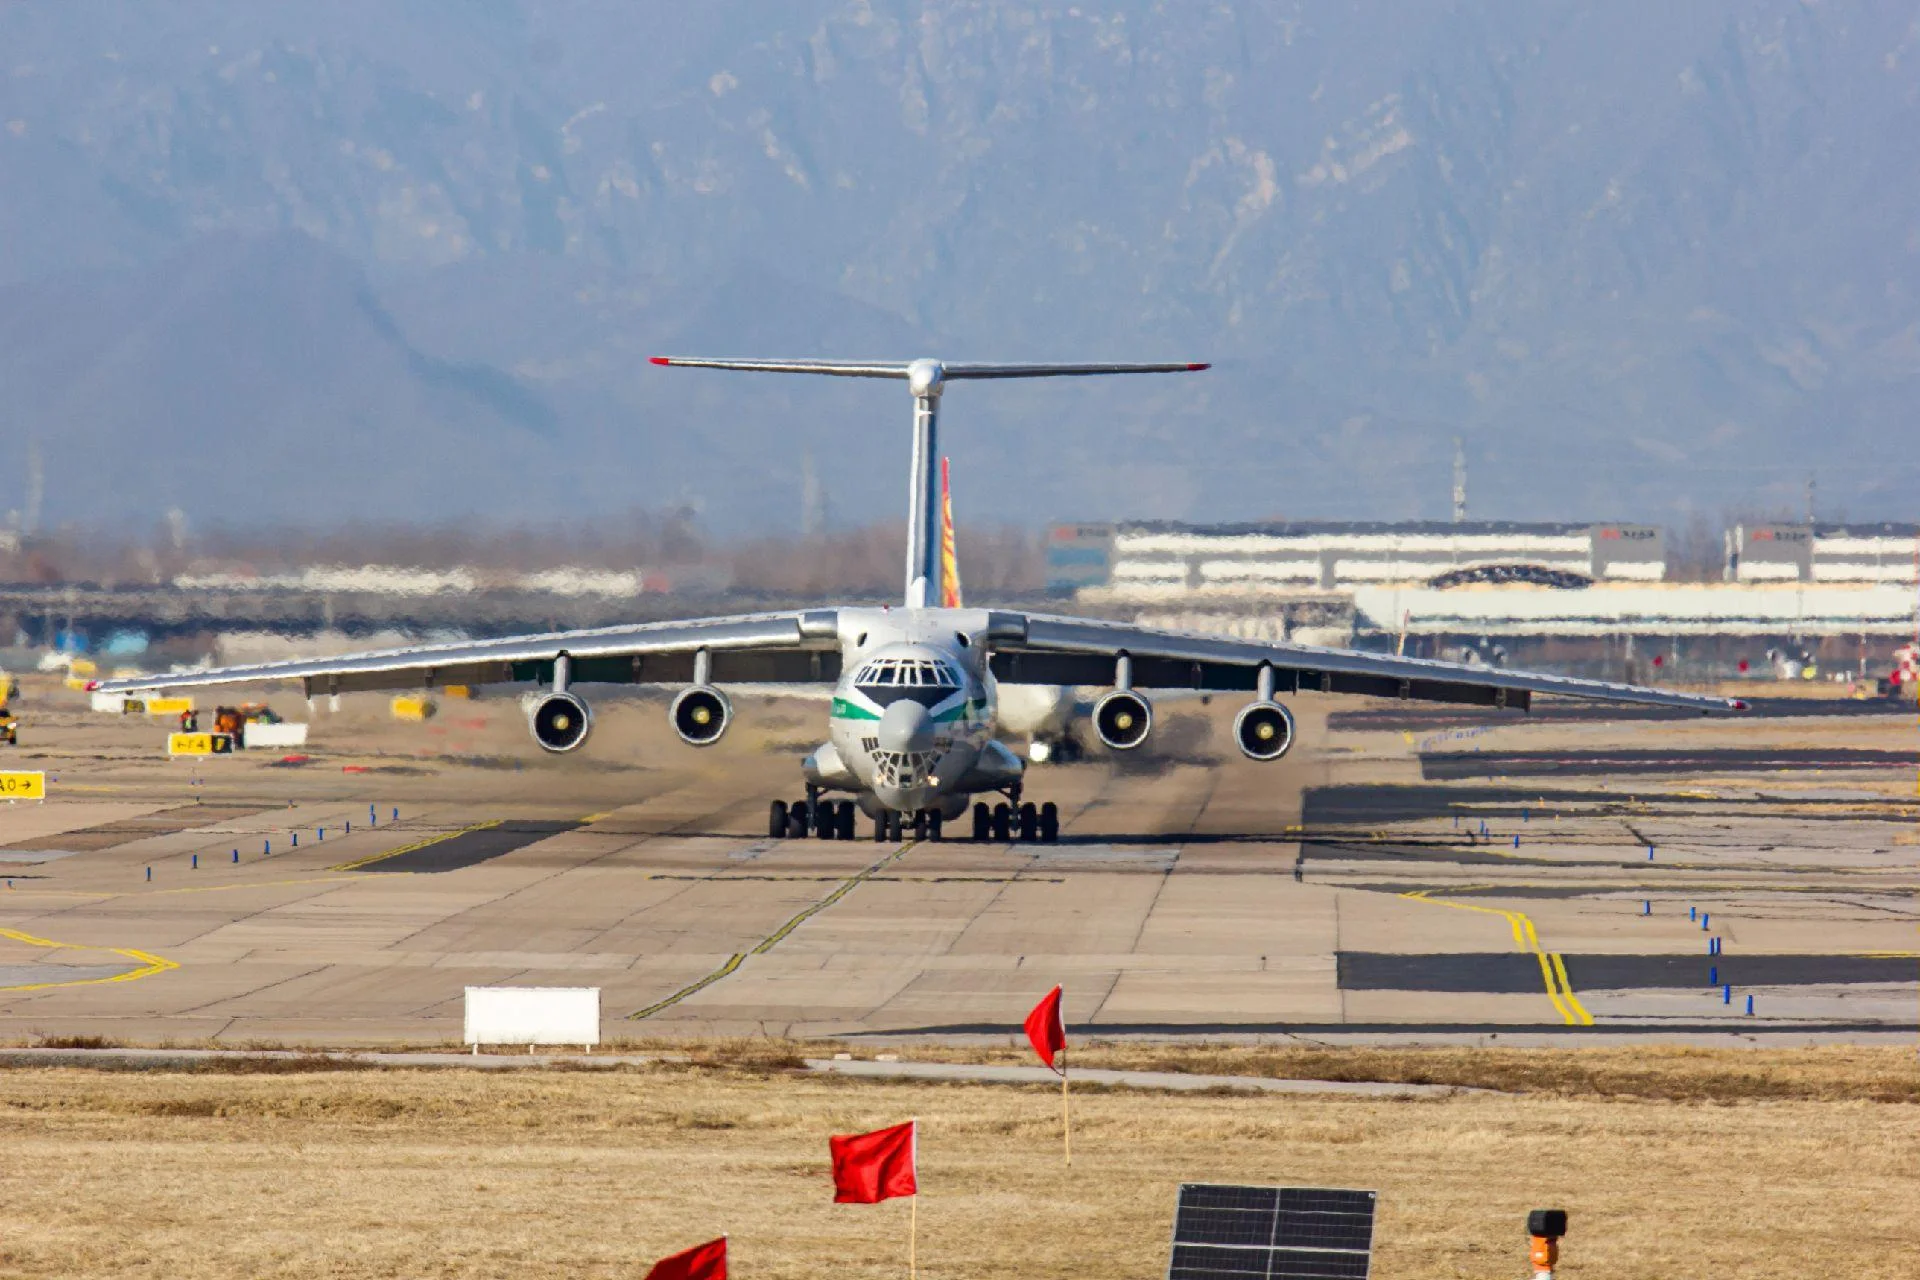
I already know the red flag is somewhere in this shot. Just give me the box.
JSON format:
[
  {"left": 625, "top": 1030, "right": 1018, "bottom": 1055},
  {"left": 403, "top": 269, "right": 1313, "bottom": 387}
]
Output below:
[
  {"left": 829, "top": 1120, "right": 918, "bottom": 1203},
  {"left": 644, "top": 1237, "right": 726, "bottom": 1280},
  {"left": 1024, "top": 985, "right": 1066, "bottom": 1072}
]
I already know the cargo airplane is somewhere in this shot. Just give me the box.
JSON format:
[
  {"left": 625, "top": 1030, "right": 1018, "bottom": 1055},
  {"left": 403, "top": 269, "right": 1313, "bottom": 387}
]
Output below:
[{"left": 95, "top": 357, "right": 1741, "bottom": 843}]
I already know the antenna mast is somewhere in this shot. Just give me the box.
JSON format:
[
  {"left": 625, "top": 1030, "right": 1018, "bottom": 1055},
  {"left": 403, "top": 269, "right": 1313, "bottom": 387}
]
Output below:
[{"left": 1451, "top": 437, "right": 1467, "bottom": 524}]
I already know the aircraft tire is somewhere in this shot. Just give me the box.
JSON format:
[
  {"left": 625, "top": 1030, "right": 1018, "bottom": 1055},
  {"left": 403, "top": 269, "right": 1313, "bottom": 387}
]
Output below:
[
  {"left": 1018, "top": 802, "right": 1038, "bottom": 842},
  {"left": 788, "top": 801, "right": 810, "bottom": 840},
  {"left": 873, "top": 813, "right": 891, "bottom": 842},
  {"left": 1039, "top": 802, "right": 1059, "bottom": 843},
  {"left": 837, "top": 802, "right": 857, "bottom": 840},
  {"left": 769, "top": 800, "right": 789, "bottom": 839},
  {"left": 972, "top": 803, "right": 990, "bottom": 841},
  {"left": 927, "top": 811, "right": 943, "bottom": 841},
  {"left": 991, "top": 803, "right": 1012, "bottom": 842}
]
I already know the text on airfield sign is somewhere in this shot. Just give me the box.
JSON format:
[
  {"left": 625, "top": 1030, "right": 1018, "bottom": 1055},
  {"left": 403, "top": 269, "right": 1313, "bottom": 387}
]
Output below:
[
  {"left": 167, "top": 733, "right": 234, "bottom": 757},
  {"left": 0, "top": 772, "right": 47, "bottom": 799}
]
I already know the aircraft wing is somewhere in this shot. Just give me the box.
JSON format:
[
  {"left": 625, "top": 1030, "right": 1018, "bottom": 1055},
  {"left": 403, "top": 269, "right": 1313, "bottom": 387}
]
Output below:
[
  {"left": 987, "top": 612, "right": 1743, "bottom": 714},
  {"left": 90, "top": 610, "right": 843, "bottom": 698}
]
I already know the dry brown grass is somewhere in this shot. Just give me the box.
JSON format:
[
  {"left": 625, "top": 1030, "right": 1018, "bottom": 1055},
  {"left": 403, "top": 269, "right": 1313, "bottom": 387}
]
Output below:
[
  {"left": 1, "top": 1055, "right": 1917, "bottom": 1279},
  {"left": 854, "top": 1041, "right": 1920, "bottom": 1104}
]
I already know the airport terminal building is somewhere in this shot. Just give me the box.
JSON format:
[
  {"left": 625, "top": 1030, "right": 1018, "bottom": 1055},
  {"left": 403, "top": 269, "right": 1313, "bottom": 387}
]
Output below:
[
  {"left": 1049, "top": 520, "right": 1666, "bottom": 596},
  {"left": 1051, "top": 519, "right": 1920, "bottom": 682}
]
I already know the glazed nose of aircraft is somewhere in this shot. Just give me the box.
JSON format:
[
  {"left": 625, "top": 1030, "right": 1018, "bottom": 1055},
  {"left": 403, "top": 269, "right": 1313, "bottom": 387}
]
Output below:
[{"left": 876, "top": 699, "right": 936, "bottom": 753}]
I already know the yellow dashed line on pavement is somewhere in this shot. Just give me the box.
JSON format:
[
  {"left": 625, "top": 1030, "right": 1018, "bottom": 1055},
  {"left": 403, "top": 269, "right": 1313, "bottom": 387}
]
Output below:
[
  {"left": 1400, "top": 887, "right": 1594, "bottom": 1026},
  {"left": 629, "top": 841, "right": 918, "bottom": 1020}
]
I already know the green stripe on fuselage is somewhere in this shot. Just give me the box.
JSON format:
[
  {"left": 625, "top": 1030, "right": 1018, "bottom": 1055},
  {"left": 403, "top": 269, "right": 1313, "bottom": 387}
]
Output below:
[
  {"left": 933, "top": 697, "right": 984, "bottom": 724},
  {"left": 831, "top": 696, "right": 881, "bottom": 721}
]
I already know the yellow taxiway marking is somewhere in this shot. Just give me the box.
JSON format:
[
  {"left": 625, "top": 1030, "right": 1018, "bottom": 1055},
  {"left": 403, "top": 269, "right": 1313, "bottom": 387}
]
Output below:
[
  {"left": 329, "top": 819, "right": 501, "bottom": 872},
  {"left": 0, "top": 925, "right": 178, "bottom": 993},
  {"left": 629, "top": 841, "right": 919, "bottom": 1020},
  {"left": 1400, "top": 887, "right": 1594, "bottom": 1026}
]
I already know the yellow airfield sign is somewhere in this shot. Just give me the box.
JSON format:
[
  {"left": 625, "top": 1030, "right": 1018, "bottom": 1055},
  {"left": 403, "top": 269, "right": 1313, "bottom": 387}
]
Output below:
[
  {"left": 144, "top": 697, "right": 195, "bottom": 716},
  {"left": 167, "top": 733, "right": 234, "bottom": 757},
  {"left": 0, "top": 771, "right": 46, "bottom": 799}
]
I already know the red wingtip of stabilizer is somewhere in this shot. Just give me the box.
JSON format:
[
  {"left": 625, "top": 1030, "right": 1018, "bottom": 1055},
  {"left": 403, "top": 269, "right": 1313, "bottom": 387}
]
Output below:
[
  {"left": 1730, "top": 699, "right": 1750, "bottom": 711},
  {"left": 648, "top": 356, "right": 671, "bottom": 366},
  {"left": 84, "top": 680, "right": 100, "bottom": 692},
  {"left": 1186, "top": 362, "right": 1211, "bottom": 371}
]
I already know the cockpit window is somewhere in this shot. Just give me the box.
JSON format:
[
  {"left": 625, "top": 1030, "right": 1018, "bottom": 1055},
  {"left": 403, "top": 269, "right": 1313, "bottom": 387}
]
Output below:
[
  {"left": 853, "top": 656, "right": 961, "bottom": 706},
  {"left": 855, "top": 658, "right": 959, "bottom": 687}
]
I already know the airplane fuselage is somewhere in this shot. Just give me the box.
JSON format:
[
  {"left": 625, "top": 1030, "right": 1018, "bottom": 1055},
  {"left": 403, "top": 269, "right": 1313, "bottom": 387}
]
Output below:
[{"left": 805, "top": 607, "right": 1023, "bottom": 816}]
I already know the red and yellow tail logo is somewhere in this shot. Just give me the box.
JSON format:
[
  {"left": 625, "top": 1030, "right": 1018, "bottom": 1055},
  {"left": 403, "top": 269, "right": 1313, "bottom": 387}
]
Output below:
[{"left": 939, "top": 456, "right": 963, "bottom": 608}]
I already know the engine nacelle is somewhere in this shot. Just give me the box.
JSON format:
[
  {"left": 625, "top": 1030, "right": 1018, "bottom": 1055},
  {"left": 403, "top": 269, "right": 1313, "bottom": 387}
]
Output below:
[
  {"left": 670, "top": 685, "right": 732, "bottom": 746},
  {"left": 1232, "top": 700, "right": 1296, "bottom": 761},
  {"left": 1092, "top": 689, "right": 1153, "bottom": 751},
  {"left": 528, "top": 691, "right": 592, "bottom": 753}
]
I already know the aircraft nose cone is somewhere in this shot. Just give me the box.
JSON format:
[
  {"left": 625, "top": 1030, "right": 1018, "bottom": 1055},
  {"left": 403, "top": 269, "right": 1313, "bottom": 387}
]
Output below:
[{"left": 876, "top": 699, "right": 936, "bottom": 753}]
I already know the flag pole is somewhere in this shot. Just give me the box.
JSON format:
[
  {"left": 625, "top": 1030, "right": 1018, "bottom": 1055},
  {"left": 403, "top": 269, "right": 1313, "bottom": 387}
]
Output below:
[
  {"left": 910, "top": 1116, "right": 919, "bottom": 1280},
  {"left": 1061, "top": 1045, "right": 1072, "bottom": 1167}
]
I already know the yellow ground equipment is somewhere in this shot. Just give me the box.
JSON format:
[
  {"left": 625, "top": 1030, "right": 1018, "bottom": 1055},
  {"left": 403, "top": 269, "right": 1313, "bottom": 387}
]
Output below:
[
  {"left": 1, "top": 672, "right": 19, "bottom": 744},
  {"left": 391, "top": 695, "right": 437, "bottom": 721}
]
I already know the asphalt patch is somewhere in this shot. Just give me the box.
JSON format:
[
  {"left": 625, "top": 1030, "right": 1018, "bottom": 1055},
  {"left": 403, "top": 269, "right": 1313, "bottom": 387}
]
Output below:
[
  {"left": 1339, "top": 951, "right": 1920, "bottom": 992},
  {"left": 1421, "top": 747, "right": 1919, "bottom": 781},
  {"left": 359, "top": 819, "right": 582, "bottom": 873},
  {"left": 1302, "top": 784, "right": 1590, "bottom": 826},
  {"left": 1328, "top": 697, "right": 1907, "bottom": 731},
  {"left": 1300, "top": 840, "right": 1574, "bottom": 869}
]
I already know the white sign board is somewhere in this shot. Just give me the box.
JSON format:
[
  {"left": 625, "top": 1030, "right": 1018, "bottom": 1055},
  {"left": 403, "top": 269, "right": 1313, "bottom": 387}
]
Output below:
[
  {"left": 463, "top": 986, "right": 600, "bottom": 1049},
  {"left": 242, "top": 722, "right": 309, "bottom": 748}
]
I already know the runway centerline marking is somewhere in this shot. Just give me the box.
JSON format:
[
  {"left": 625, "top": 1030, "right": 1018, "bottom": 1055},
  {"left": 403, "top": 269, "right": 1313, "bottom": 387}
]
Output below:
[
  {"left": 1399, "top": 887, "right": 1594, "bottom": 1026},
  {"left": 0, "top": 925, "right": 178, "bottom": 993},
  {"left": 329, "top": 819, "right": 502, "bottom": 872},
  {"left": 628, "top": 840, "right": 919, "bottom": 1021}
]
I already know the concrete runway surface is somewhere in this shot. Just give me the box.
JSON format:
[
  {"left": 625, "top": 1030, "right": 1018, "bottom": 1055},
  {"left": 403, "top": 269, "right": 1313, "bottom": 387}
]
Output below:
[{"left": 0, "top": 677, "right": 1915, "bottom": 1045}]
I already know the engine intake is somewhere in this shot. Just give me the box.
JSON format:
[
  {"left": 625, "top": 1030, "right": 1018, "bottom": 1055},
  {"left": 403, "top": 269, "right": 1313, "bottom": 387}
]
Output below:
[
  {"left": 1092, "top": 689, "right": 1152, "bottom": 751},
  {"left": 1233, "top": 700, "right": 1296, "bottom": 761},
  {"left": 670, "top": 686, "right": 732, "bottom": 746},
  {"left": 528, "top": 691, "right": 592, "bottom": 753}
]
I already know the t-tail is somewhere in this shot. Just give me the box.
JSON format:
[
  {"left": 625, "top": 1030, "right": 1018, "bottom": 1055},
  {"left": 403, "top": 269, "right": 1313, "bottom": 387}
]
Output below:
[{"left": 648, "top": 356, "right": 1210, "bottom": 606}]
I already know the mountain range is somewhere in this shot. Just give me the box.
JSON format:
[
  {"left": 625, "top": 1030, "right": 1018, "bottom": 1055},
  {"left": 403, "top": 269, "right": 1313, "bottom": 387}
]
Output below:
[{"left": 0, "top": 1, "right": 1914, "bottom": 535}]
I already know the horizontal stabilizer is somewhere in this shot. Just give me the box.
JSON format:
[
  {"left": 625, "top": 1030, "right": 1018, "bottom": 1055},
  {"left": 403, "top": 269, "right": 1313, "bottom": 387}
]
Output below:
[{"left": 649, "top": 356, "right": 1208, "bottom": 379}]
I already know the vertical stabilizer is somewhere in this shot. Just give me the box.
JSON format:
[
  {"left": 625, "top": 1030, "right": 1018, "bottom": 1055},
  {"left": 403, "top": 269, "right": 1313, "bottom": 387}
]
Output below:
[{"left": 939, "top": 457, "right": 963, "bottom": 608}]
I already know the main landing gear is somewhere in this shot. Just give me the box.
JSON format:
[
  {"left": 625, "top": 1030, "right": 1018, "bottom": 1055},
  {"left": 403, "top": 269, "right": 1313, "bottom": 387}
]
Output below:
[
  {"left": 767, "top": 786, "right": 1058, "bottom": 845},
  {"left": 769, "top": 787, "right": 858, "bottom": 841},
  {"left": 971, "top": 795, "right": 1059, "bottom": 844}
]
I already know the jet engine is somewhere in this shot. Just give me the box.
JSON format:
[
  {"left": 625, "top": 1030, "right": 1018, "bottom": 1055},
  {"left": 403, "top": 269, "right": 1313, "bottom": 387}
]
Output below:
[
  {"left": 528, "top": 691, "right": 593, "bottom": 753},
  {"left": 1232, "top": 700, "right": 1296, "bottom": 761},
  {"left": 670, "top": 685, "right": 732, "bottom": 746},
  {"left": 1092, "top": 689, "right": 1152, "bottom": 750}
]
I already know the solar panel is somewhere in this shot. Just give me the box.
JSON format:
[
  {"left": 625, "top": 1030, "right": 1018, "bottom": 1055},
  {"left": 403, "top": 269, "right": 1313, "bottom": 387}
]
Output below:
[{"left": 1169, "top": 1183, "right": 1377, "bottom": 1280}]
